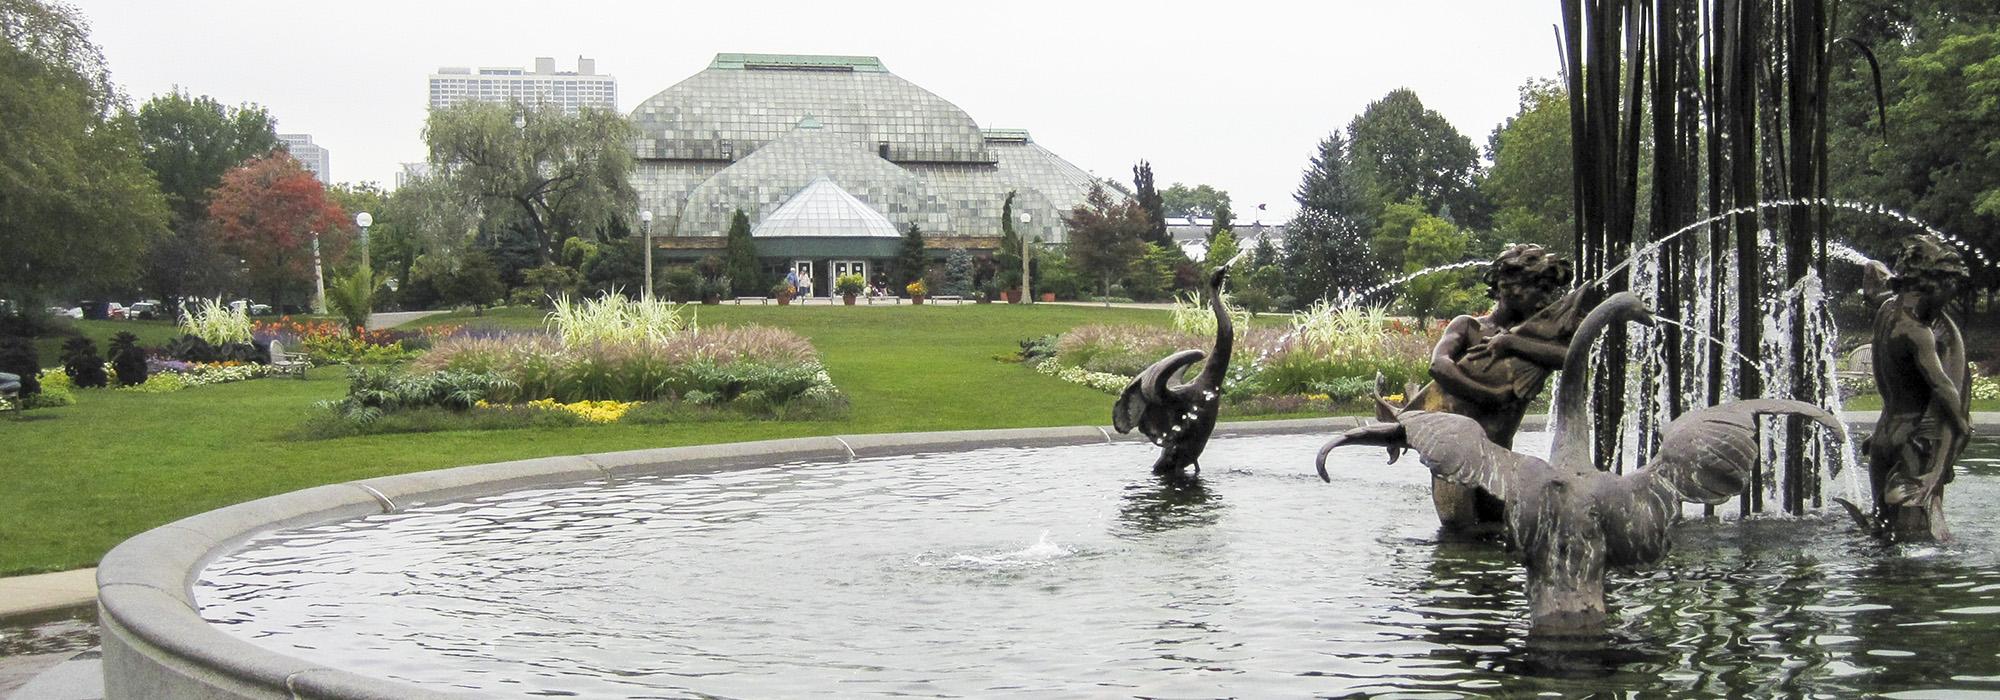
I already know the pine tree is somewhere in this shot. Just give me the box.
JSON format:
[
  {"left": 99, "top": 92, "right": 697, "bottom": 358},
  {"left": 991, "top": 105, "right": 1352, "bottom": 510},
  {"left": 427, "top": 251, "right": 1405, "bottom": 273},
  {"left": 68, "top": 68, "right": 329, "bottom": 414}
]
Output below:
[
  {"left": 1280, "top": 208, "right": 1376, "bottom": 306},
  {"left": 1295, "top": 133, "right": 1359, "bottom": 218},
  {"left": 996, "top": 191, "right": 1022, "bottom": 289},
  {"left": 893, "top": 222, "right": 928, "bottom": 287},
  {"left": 1210, "top": 201, "right": 1234, "bottom": 241},
  {"left": 723, "top": 208, "right": 761, "bottom": 296},
  {"left": 1132, "top": 161, "right": 1169, "bottom": 246}
]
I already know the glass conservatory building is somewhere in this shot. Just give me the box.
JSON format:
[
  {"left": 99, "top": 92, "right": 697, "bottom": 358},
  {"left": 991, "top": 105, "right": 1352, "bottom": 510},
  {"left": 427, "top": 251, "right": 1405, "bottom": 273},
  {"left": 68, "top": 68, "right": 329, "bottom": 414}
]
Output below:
[{"left": 630, "top": 53, "right": 1105, "bottom": 293}]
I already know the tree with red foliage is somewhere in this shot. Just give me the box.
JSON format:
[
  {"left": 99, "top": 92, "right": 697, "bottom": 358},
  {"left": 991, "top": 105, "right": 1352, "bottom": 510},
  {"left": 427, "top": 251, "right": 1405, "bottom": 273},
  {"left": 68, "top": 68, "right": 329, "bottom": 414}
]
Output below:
[{"left": 207, "top": 153, "right": 350, "bottom": 310}]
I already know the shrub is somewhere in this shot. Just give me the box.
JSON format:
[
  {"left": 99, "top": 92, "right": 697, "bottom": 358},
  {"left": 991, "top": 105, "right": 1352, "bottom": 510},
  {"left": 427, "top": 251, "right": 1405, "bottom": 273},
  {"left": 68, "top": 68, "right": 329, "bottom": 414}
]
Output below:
[
  {"left": 324, "top": 366, "right": 518, "bottom": 423},
  {"left": 661, "top": 267, "right": 702, "bottom": 302},
  {"left": 906, "top": 279, "right": 929, "bottom": 297},
  {"left": 28, "top": 369, "right": 75, "bottom": 407},
  {"left": 61, "top": 337, "right": 108, "bottom": 388},
  {"left": 108, "top": 332, "right": 148, "bottom": 386}
]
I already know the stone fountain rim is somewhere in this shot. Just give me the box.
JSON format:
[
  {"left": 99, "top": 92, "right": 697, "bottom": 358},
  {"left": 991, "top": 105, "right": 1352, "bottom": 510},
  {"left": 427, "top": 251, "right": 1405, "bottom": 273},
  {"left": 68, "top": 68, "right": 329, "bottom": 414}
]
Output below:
[{"left": 95, "top": 417, "right": 1368, "bottom": 700}]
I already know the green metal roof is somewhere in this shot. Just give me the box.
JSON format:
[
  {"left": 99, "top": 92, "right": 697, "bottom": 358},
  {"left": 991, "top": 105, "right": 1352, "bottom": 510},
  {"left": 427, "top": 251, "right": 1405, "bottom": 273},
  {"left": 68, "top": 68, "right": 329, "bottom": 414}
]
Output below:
[{"left": 709, "top": 53, "right": 887, "bottom": 72}]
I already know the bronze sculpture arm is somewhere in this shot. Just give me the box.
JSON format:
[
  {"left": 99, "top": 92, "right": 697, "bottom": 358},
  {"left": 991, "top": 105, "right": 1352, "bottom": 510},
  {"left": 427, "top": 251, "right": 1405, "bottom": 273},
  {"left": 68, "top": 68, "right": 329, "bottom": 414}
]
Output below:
[
  {"left": 1487, "top": 331, "right": 1568, "bottom": 370},
  {"left": 1903, "top": 326, "right": 1973, "bottom": 438},
  {"left": 1428, "top": 316, "right": 1512, "bottom": 408}
]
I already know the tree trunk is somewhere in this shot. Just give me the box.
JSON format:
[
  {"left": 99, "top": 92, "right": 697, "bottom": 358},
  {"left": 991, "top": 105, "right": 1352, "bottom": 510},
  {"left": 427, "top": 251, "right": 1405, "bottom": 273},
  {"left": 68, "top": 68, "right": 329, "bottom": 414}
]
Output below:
[{"left": 517, "top": 196, "right": 553, "bottom": 265}]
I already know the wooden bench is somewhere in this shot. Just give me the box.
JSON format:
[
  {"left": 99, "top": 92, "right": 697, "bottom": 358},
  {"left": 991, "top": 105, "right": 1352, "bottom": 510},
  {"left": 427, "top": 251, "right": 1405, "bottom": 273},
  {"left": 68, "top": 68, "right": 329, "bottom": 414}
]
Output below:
[
  {"left": 931, "top": 295, "right": 967, "bottom": 305},
  {"left": 730, "top": 296, "right": 770, "bottom": 305}
]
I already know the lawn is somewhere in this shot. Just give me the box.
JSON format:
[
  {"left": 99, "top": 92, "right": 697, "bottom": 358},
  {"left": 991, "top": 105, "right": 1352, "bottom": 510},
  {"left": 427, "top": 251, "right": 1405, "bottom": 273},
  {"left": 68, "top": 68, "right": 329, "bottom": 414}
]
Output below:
[{"left": 1, "top": 303, "right": 1314, "bottom": 575}]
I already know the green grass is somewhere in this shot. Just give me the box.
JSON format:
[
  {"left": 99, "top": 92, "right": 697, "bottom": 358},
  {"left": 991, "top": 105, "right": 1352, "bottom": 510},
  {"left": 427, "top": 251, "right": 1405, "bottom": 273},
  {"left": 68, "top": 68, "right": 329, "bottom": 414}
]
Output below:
[{"left": 1, "top": 303, "right": 1321, "bottom": 575}]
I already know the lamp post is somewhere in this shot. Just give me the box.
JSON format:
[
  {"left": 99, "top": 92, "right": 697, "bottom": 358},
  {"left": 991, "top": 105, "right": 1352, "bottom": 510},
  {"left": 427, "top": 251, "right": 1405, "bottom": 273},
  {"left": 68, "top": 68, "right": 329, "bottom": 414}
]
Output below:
[
  {"left": 354, "top": 212, "right": 373, "bottom": 271},
  {"left": 1018, "top": 211, "right": 1033, "bottom": 305},
  {"left": 640, "top": 210, "right": 655, "bottom": 299}
]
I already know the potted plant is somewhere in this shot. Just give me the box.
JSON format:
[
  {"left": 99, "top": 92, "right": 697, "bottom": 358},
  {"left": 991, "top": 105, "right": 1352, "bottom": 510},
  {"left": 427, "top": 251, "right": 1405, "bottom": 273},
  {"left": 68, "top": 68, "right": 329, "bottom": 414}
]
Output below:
[
  {"left": 835, "top": 274, "right": 865, "bottom": 305},
  {"left": 1040, "top": 291, "right": 1057, "bottom": 303},
  {"left": 906, "top": 279, "right": 928, "bottom": 305},
  {"left": 978, "top": 282, "right": 998, "bottom": 304},
  {"left": 772, "top": 281, "right": 795, "bottom": 305}
]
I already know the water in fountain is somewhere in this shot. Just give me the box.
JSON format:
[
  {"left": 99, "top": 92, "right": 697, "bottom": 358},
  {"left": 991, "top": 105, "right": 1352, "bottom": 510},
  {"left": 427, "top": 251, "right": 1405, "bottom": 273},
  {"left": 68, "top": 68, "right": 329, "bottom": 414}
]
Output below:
[
  {"left": 1603, "top": 196, "right": 1960, "bottom": 514},
  {"left": 1337, "top": 260, "right": 1489, "bottom": 309}
]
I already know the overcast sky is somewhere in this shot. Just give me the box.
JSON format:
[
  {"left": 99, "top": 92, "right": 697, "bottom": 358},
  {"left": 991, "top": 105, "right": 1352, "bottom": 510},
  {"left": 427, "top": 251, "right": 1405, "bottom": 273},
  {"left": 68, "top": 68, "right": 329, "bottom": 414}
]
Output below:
[{"left": 75, "top": 0, "right": 1563, "bottom": 222}]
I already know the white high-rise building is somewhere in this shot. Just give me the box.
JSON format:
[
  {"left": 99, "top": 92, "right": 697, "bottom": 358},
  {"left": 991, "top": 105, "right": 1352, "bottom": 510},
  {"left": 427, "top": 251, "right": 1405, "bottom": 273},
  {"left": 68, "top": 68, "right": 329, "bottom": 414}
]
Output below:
[
  {"left": 277, "top": 134, "right": 330, "bottom": 182},
  {"left": 428, "top": 56, "right": 616, "bottom": 114}
]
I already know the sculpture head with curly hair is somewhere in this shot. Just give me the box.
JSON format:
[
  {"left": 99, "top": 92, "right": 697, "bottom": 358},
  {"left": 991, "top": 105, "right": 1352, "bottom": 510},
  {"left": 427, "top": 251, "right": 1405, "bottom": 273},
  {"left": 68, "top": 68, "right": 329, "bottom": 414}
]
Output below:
[
  {"left": 1483, "top": 244, "right": 1575, "bottom": 326},
  {"left": 1889, "top": 235, "right": 1970, "bottom": 304}
]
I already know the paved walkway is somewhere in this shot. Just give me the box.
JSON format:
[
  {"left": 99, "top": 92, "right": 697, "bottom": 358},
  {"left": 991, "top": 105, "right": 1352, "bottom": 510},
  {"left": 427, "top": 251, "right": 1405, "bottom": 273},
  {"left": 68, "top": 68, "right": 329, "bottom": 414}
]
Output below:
[{"left": 365, "top": 310, "right": 447, "bottom": 330}]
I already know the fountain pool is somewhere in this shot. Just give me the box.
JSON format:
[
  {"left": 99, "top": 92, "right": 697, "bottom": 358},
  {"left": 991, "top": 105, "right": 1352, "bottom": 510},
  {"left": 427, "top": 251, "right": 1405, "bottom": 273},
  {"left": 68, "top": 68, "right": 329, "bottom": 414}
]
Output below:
[{"left": 170, "top": 431, "right": 2000, "bottom": 698}]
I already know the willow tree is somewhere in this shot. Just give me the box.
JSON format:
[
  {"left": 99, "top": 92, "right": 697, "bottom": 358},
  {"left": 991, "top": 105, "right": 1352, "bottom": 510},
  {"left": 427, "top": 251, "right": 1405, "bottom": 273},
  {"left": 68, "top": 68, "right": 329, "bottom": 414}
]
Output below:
[{"left": 423, "top": 100, "right": 636, "bottom": 265}]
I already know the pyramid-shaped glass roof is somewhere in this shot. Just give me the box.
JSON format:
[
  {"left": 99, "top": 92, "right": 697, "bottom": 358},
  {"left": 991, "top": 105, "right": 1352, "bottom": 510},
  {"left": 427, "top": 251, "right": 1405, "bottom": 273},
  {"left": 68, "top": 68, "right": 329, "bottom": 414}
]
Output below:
[{"left": 752, "top": 176, "right": 903, "bottom": 239}]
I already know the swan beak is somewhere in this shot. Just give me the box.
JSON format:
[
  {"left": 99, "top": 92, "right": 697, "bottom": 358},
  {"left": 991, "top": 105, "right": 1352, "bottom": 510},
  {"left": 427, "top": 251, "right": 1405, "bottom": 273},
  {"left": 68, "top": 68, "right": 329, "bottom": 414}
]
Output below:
[{"left": 1314, "top": 435, "right": 1348, "bottom": 482}]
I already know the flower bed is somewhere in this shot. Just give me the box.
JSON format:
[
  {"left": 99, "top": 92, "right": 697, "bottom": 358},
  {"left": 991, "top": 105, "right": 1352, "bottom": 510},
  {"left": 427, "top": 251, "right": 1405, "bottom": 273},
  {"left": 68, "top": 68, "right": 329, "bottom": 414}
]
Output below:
[{"left": 310, "top": 294, "right": 845, "bottom": 436}]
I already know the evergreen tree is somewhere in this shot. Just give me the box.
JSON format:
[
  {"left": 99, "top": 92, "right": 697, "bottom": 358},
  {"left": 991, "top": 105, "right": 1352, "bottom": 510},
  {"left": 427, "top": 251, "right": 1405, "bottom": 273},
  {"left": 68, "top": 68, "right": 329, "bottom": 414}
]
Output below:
[
  {"left": 1251, "top": 235, "right": 1280, "bottom": 268},
  {"left": 1280, "top": 208, "right": 1376, "bottom": 306},
  {"left": 942, "top": 248, "right": 975, "bottom": 296},
  {"left": 893, "top": 222, "right": 928, "bottom": 287},
  {"left": 723, "top": 208, "right": 760, "bottom": 296},
  {"left": 1210, "top": 201, "right": 1233, "bottom": 241},
  {"left": 996, "top": 191, "right": 1022, "bottom": 289},
  {"left": 1295, "top": 132, "right": 1360, "bottom": 218},
  {"left": 1132, "top": 160, "right": 1169, "bottom": 246}
]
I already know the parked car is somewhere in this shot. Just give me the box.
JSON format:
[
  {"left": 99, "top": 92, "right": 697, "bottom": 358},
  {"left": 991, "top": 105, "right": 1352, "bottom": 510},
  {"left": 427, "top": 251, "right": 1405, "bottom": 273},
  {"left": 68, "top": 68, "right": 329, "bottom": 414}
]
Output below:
[
  {"left": 46, "top": 306, "right": 82, "bottom": 319},
  {"left": 127, "top": 300, "right": 163, "bottom": 320},
  {"left": 106, "top": 302, "right": 128, "bottom": 319}
]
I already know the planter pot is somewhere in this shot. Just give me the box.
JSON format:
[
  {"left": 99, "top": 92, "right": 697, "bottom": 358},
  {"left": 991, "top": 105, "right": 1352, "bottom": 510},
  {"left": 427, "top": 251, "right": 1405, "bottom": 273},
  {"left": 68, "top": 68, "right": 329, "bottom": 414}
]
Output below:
[
  {"left": 1004, "top": 290, "right": 1021, "bottom": 304},
  {"left": 1040, "top": 292, "right": 1057, "bottom": 302},
  {"left": 843, "top": 294, "right": 856, "bottom": 306},
  {"left": 977, "top": 296, "right": 993, "bottom": 304},
  {"left": 702, "top": 295, "right": 720, "bottom": 305},
  {"left": 777, "top": 297, "right": 791, "bottom": 306},
  {"left": 912, "top": 295, "right": 925, "bottom": 305}
]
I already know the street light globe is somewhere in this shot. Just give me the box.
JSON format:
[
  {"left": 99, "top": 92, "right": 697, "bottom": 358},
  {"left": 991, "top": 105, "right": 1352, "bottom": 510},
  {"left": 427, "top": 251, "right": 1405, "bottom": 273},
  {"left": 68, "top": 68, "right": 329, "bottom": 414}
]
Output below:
[
  {"left": 1018, "top": 211, "right": 1031, "bottom": 224},
  {"left": 640, "top": 210, "right": 654, "bottom": 225},
  {"left": 354, "top": 212, "right": 372, "bottom": 228}
]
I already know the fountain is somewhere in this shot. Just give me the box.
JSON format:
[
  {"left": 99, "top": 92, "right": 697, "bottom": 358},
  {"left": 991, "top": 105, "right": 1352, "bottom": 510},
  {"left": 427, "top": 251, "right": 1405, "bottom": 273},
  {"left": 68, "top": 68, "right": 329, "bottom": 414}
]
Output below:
[
  {"left": 1113, "top": 266, "right": 1233, "bottom": 478},
  {"left": 1316, "top": 292, "right": 1846, "bottom": 644}
]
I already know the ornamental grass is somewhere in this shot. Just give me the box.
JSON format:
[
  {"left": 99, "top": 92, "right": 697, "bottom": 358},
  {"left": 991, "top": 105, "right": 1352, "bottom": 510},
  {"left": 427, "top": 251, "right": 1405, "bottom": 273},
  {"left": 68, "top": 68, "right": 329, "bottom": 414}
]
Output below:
[{"left": 1041, "top": 303, "right": 1435, "bottom": 398}]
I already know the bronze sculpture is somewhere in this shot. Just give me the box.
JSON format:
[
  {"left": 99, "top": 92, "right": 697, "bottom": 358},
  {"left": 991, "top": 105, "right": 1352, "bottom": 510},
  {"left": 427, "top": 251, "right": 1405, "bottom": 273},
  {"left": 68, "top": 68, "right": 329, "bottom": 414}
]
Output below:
[
  {"left": 1395, "top": 244, "right": 1585, "bottom": 533},
  {"left": 1316, "top": 292, "right": 1845, "bottom": 643},
  {"left": 1114, "top": 266, "right": 1232, "bottom": 478},
  {"left": 1842, "top": 236, "right": 1973, "bottom": 542}
]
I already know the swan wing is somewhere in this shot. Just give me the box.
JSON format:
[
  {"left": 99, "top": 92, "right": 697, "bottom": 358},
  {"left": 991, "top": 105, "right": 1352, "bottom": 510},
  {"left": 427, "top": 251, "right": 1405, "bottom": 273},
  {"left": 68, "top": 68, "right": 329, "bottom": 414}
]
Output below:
[
  {"left": 1113, "top": 349, "right": 1205, "bottom": 436},
  {"left": 1636, "top": 399, "right": 1846, "bottom": 505}
]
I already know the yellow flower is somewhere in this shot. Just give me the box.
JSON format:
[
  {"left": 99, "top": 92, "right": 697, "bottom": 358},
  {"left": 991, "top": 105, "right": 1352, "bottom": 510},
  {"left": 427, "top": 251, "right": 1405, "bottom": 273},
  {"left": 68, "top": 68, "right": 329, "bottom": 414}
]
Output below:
[{"left": 1385, "top": 393, "right": 1405, "bottom": 403}]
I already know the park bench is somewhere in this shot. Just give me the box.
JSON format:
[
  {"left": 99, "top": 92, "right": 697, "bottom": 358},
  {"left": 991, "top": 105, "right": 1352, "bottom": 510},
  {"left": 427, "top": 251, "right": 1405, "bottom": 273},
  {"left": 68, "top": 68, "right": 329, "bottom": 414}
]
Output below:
[
  {"left": 865, "top": 295, "right": 904, "bottom": 305},
  {"left": 0, "top": 371, "right": 19, "bottom": 418},
  {"left": 730, "top": 296, "right": 770, "bottom": 305},
  {"left": 269, "top": 341, "right": 309, "bottom": 380},
  {"left": 931, "top": 295, "right": 966, "bottom": 304}
]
